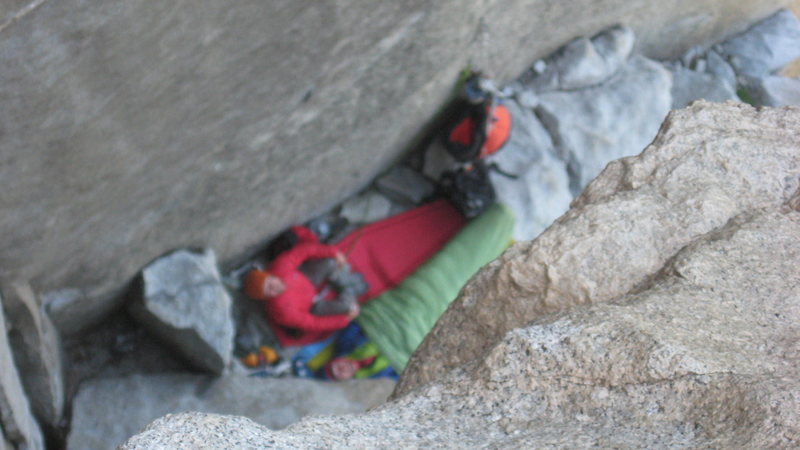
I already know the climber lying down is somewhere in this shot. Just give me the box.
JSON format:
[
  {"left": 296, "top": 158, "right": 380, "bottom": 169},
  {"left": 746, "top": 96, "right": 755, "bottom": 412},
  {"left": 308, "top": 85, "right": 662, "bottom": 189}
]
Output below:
[{"left": 245, "top": 226, "right": 368, "bottom": 345}]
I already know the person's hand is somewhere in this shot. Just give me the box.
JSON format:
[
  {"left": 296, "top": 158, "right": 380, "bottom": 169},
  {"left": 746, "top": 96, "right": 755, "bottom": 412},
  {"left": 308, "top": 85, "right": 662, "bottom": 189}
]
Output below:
[
  {"left": 346, "top": 302, "right": 360, "bottom": 320},
  {"left": 335, "top": 251, "right": 348, "bottom": 268}
]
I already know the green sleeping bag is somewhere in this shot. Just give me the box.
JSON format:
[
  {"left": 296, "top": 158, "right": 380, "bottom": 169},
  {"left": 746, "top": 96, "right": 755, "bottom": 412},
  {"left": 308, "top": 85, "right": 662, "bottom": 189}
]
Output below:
[{"left": 357, "top": 203, "right": 515, "bottom": 371}]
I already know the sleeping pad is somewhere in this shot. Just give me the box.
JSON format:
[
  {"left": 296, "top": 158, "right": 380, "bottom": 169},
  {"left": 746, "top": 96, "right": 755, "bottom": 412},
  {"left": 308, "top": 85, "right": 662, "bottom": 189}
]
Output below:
[{"left": 356, "top": 202, "right": 515, "bottom": 372}]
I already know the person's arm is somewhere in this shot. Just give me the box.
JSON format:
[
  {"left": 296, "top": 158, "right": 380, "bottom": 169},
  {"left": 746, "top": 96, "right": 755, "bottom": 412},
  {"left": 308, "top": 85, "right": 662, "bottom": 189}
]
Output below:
[
  {"left": 271, "top": 242, "right": 339, "bottom": 272},
  {"left": 269, "top": 293, "right": 352, "bottom": 332},
  {"left": 290, "top": 225, "right": 319, "bottom": 244},
  {"left": 311, "top": 294, "right": 355, "bottom": 316}
]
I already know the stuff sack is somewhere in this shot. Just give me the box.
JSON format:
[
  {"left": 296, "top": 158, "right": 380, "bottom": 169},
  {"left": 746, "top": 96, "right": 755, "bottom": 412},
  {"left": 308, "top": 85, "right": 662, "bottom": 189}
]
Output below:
[{"left": 439, "top": 161, "right": 496, "bottom": 218}]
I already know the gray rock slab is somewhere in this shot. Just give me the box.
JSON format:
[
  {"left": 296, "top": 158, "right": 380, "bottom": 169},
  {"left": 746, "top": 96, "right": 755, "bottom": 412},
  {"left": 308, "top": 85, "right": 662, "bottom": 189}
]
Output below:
[
  {"left": 740, "top": 75, "right": 800, "bottom": 106},
  {"left": 68, "top": 373, "right": 395, "bottom": 449},
  {"left": 338, "top": 190, "right": 395, "bottom": 225},
  {"left": 670, "top": 66, "right": 738, "bottom": 109},
  {"left": 128, "top": 249, "right": 234, "bottom": 375},
  {"left": 399, "top": 101, "right": 800, "bottom": 397},
  {"left": 40, "top": 288, "right": 91, "bottom": 337},
  {"left": 0, "top": 293, "right": 44, "bottom": 450},
  {"left": 485, "top": 100, "right": 572, "bottom": 241},
  {"left": 374, "top": 165, "right": 435, "bottom": 206},
  {"left": 0, "top": 0, "right": 788, "bottom": 337},
  {"left": 0, "top": 281, "right": 64, "bottom": 432},
  {"left": 705, "top": 48, "right": 738, "bottom": 87},
  {"left": 721, "top": 9, "right": 800, "bottom": 77},
  {"left": 121, "top": 103, "right": 800, "bottom": 449},
  {"left": 531, "top": 26, "right": 636, "bottom": 92},
  {"left": 535, "top": 55, "right": 672, "bottom": 193},
  {"left": 421, "top": 140, "right": 459, "bottom": 182}
]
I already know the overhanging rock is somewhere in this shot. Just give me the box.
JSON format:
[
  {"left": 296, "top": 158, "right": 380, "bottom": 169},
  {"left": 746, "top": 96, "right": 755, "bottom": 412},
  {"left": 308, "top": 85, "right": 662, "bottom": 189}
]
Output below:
[{"left": 0, "top": 0, "right": 790, "bottom": 335}]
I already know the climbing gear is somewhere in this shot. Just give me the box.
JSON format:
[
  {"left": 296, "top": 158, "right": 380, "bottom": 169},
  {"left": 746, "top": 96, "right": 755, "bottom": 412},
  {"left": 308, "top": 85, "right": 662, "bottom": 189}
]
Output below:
[
  {"left": 439, "top": 160, "right": 496, "bottom": 218},
  {"left": 241, "top": 345, "right": 280, "bottom": 368},
  {"left": 442, "top": 75, "right": 513, "bottom": 162}
]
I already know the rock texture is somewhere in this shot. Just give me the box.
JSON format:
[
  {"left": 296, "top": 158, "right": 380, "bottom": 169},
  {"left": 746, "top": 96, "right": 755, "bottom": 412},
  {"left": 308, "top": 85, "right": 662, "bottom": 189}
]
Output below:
[
  {"left": 741, "top": 75, "right": 800, "bottom": 106},
  {"left": 0, "top": 0, "right": 790, "bottom": 336},
  {"left": 535, "top": 55, "right": 673, "bottom": 194},
  {"left": 69, "top": 373, "right": 395, "bottom": 449},
  {"left": 120, "top": 102, "right": 800, "bottom": 449},
  {"left": 720, "top": 8, "right": 800, "bottom": 76},
  {"left": 0, "top": 281, "right": 64, "bottom": 433},
  {"left": 399, "top": 101, "right": 800, "bottom": 395},
  {"left": 127, "top": 249, "right": 234, "bottom": 375},
  {"left": 0, "top": 293, "right": 45, "bottom": 450},
  {"left": 524, "top": 26, "right": 635, "bottom": 92},
  {"left": 485, "top": 99, "right": 572, "bottom": 241},
  {"left": 670, "top": 65, "right": 738, "bottom": 109}
]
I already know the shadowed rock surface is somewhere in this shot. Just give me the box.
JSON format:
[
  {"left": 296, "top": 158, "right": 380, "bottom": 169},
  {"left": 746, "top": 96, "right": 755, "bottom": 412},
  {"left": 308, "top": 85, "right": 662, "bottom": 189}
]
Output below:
[
  {"left": 120, "top": 102, "right": 800, "bottom": 448},
  {"left": 0, "top": 293, "right": 44, "bottom": 450},
  {"left": 127, "top": 249, "right": 234, "bottom": 375},
  {"left": 68, "top": 374, "right": 395, "bottom": 449},
  {"left": 0, "top": 281, "right": 64, "bottom": 434},
  {"left": 0, "top": 0, "right": 791, "bottom": 336}
]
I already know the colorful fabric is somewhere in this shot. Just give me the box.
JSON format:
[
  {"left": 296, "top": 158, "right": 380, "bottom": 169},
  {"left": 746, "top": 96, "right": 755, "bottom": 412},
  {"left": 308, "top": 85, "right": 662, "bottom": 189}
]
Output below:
[
  {"left": 292, "top": 323, "right": 398, "bottom": 380},
  {"left": 247, "top": 200, "right": 466, "bottom": 347}
]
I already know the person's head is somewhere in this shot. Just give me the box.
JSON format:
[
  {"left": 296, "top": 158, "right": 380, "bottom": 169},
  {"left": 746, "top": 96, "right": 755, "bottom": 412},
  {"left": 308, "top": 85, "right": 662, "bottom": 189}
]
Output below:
[
  {"left": 261, "top": 274, "right": 286, "bottom": 297},
  {"left": 244, "top": 270, "right": 286, "bottom": 299},
  {"left": 326, "top": 357, "right": 359, "bottom": 381}
]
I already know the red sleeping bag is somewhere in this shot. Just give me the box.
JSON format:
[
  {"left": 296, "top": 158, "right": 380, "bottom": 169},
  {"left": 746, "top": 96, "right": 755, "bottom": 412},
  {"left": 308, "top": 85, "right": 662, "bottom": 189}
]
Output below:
[
  {"left": 335, "top": 199, "right": 465, "bottom": 301},
  {"left": 268, "top": 199, "right": 465, "bottom": 347}
]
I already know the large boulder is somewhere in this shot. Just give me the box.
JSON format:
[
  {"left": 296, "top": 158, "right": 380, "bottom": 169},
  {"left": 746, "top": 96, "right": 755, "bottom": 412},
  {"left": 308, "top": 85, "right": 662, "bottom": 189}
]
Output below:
[
  {"left": 68, "top": 373, "right": 395, "bottom": 449},
  {"left": 523, "top": 26, "right": 636, "bottom": 92},
  {"left": 120, "top": 102, "right": 800, "bottom": 448},
  {"left": 719, "top": 8, "right": 800, "bottom": 77},
  {"left": 0, "top": 0, "right": 790, "bottom": 336},
  {"left": 127, "top": 249, "right": 234, "bottom": 375},
  {"left": 535, "top": 55, "right": 673, "bottom": 194}
]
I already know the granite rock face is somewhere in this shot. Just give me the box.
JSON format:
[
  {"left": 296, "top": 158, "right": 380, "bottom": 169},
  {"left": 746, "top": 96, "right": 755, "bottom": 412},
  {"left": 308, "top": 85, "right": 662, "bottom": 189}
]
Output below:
[
  {"left": 740, "top": 75, "right": 800, "bottom": 106},
  {"left": 535, "top": 55, "right": 673, "bottom": 194},
  {"left": 120, "top": 102, "right": 800, "bottom": 448},
  {"left": 0, "top": 0, "right": 790, "bottom": 336},
  {"left": 525, "top": 26, "right": 635, "bottom": 92},
  {"left": 399, "top": 101, "right": 800, "bottom": 395},
  {"left": 68, "top": 373, "right": 394, "bottom": 449},
  {"left": 127, "top": 249, "right": 234, "bottom": 375}
]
